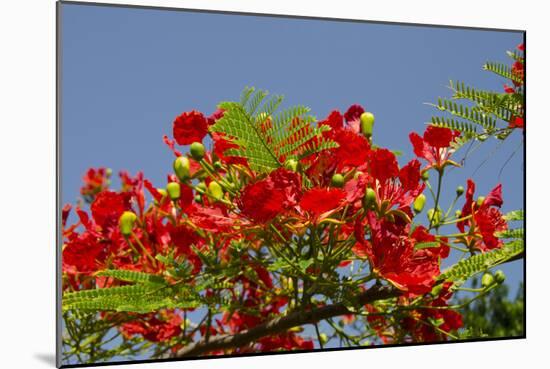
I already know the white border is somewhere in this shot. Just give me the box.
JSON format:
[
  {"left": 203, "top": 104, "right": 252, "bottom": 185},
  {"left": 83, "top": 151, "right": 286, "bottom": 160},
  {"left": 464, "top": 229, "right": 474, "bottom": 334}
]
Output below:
[{"left": 1, "top": 1, "right": 547, "bottom": 368}]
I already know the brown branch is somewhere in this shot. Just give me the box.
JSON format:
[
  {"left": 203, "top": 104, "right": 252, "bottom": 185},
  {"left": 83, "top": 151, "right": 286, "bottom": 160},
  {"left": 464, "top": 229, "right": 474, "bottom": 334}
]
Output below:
[{"left": 173, "top": 285, "right": 397, "bottom": 358}]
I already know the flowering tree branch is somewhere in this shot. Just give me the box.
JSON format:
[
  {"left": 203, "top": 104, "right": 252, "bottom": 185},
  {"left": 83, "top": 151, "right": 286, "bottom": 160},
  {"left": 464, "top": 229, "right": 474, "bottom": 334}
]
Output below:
[{"left": 173, "top": 285, "right": 398, "bottom": 358}]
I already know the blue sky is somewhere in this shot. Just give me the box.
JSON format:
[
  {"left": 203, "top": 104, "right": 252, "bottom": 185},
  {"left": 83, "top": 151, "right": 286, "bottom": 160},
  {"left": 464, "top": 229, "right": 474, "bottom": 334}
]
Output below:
[{"left": 60, "top": 2, "right": 524, "bottom": 362}]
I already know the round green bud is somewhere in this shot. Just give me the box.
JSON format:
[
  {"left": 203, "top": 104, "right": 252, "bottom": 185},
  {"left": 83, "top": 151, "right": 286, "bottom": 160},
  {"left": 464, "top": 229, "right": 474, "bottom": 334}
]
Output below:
[
  {"left": 421, "top": 171, "right": 430, "bottom": 181},
  {"left": 360, "top": 112, "right": 375, "bottom": 137},
  {"left": 213, "top": 161, "right": 223, "bottom": 170},
  {"left": 364, "top": 187, "right": 377, "bottom": 209},
  {"left": 481, "top": 272, "right": 495, "bottom": 288},
  {"left": 166, "top": 182, "right": 181, "bottom": 200},
  {"left": 494, "top": 270, "right": 506, "bottom": 284},
  {"left": 105, "top": 168, "right": 113, "bottom": 177},
  {"left": 456, "top": 186, "right": 465, "bottom": 197},
  {"left": 208, "top": 181, "right": 224, "bottom": 201},
  {"left": 427, "top": 208, "right": 441, "bottom": 225},
  {"left": 173, "top": 156, "right": 190, "bottom": 181},
  {"left": 413, "top": 193, "right": 427, "bottom": 214},
  {"left": 455, "top": 210, "right": 462, "bottom": 219},
  {"left": 284, "top": 158, "right": 299, "bottom": 172},
  {"left": 476, "top": 196, "right": 486, "bottom": 207},
  {"left": 196, "top": 182, "right": 207, "bottom": 193},
  {"left": 319, "top": 333, "right": 329, "bottom": 345},
  {"left": 331, "top": 173, "right": 345, "bottom": 188},
  {"left": 119, "top": 211, "right": 137, "bottom": 236},
  {"left": 189, "top": 142, "right": 206, "bottom": 161},
  {"left": 194, "top": 194, "right": 203, "bottom": 204}
]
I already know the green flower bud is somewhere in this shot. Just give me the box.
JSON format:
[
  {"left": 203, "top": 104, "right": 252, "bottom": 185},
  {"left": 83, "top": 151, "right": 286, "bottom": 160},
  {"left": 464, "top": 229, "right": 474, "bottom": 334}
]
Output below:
[
  {"left": 196, "top": 182, "right": 207, "bottom": 193},
  {"left": 119, "top": 211, "right": 137, "bottom": 236},
  {"left": 105, "top": 168, "right": 113, "bottom": 177},
  {"left": 208, "top": 181, "right": 223, "bottom": 201},
  {"left": 427, "top": 208, "right": 441, "bottom": 225},
  {"left": 213, "top": 161, "right": 223, "bottom": 170},
  {"left": 166, "top": 182, "right": 181, "bottom": 200},
  {"left": 421, "top": 171, "right": 430, "bottom": 181},
  {"left": 189, "top": 142, "right": 206, "bottom": 161},
  {"left": 194, "top": 194, "right": 203, "bottom": 204},
  {"left": 455, "top": 210, "right": 462, "bottom": 219},
  {"left": 319, "top": 333, "right": 329, "bottom": 345},
  {"left": 173, "top": 156, "right": 190, "bottom": 181},
  {"left": 284, "top": 159, "right": 299, "bottom": 172},
  {"left": 456, "top": 186, "right": 465, "bottom": 197},
  {"left": 476, "top": 196, "right": 486, "bottom": 207},
  {"left": 364, "top": 187, "right": 377, "bottom": 209},
  {"left": 494, "top": 270, "right": 506, "bottom": 284},
  {"left": 413, "top": 193, "right": 426, "bottom": 214},
  {"left": 331, "top": 173, "right": 345, "bottom": 188},
  {"left": 360, "top": 112, "right": 375, "bottom": 137},
  {"left": 481, "top": 272, "right": 495, "bottom": 288}
]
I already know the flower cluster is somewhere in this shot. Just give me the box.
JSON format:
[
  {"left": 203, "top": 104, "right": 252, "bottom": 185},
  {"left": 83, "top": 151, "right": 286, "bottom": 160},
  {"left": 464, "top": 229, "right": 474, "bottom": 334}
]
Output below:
[{"left": 62, "top": 94, "right": 512, "bottom": 358}]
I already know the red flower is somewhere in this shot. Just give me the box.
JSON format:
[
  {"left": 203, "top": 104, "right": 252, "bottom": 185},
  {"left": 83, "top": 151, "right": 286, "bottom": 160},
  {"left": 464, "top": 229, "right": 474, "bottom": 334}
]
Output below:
[
  {"left": 90, "top": 190, "right": 131, "bottom": 229},
  {"left": 355, "top": 213, "right": 442, "bottom": 295},
  {"left": 63, "top": 233, "right": 107, "bottom": 274},
  {"left": 173, "top": 110, "right": 209, "bottom": 145},
  {"left": 508, "top": 116, "right": 524, "bottom": 129},
  {"left": 331, "top": 128, "right": 371, "bottom": 170},
  {"left": 457, "top": 179, "right": 507, "bottom": 252},
  {"left": 299, "top": 187, "right": 346, "bottom": 219},
  {"left": 368, "top": 148, "right": 399, "bottom": 183},
  {"left": 344, "top": 104, "right": 365, "bottom": 132},
  {"left": 80, "top": 167, "right": 110, "bottom": 203},
  {"left": 503, "top": 84, "right": 515, "bottom": 94},
  {"left": 319, "top": 110, "right": 344, "bottom": 131},
  {"left": 239, "top": 168, "right": 302, "bottom": 223},
  {"left": 120, "top": 311, "right": 182, "bottom": 342},
  {"left": 409, "top": 126, "right": 460, "bottom": 171}
]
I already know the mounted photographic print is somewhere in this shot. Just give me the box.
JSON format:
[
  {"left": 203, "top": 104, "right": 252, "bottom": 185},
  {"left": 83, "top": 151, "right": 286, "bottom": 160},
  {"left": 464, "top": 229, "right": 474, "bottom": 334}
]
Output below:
[{"left": 57, "top": 1, "right": 525, "bottom": 367}]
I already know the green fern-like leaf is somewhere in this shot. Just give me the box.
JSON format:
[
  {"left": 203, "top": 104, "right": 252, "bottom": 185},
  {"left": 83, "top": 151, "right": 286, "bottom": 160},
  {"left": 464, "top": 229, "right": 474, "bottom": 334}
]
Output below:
[
  {"left": 432, "top": 98, "right": 497, "bottom": 131},
  {"left": 95, "top": 269, "right": 166, "bottom": 285},
  {"left": 438, "top": 240, "right": 524, "bottom": 285},
  {"left": 483, "top": 62, "right": 523, "bottom": 84},
  {"left": 211, "top": 87, "right": 338, "bottom": 173},
  {"left": 503, "top": 209, "right": 524, "bottom": 221},
  {"left": 496, "top": 228, "right": 524, "bottom": 240}
]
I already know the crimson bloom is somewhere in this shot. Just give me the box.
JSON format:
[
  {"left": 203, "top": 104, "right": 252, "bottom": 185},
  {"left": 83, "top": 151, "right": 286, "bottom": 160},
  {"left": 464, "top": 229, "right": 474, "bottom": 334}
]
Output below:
[
  {"left": 80, "top": 167, "right": 111, "bottom": 203},
  {"left": 299, "top": 187, "right": 346, "bottom": 219},
  {"left": 90, "top": 190, "right": 131, "bottom": 229},
  {"left": 457, "top": 179, "right": 507, "bottom": 252},
  {"left": 354, "top": 213, "right": 443, "bottom": 295},
  {"left": 238, "top": 168, "right": 302, "bottom": 223},
  {"left": 173, "top": 110, "right": 209, "bottom": 145},
  {"left": 409, "top": 125, "right": 460, "bottom": 171},
  {"left": 120, "top": 311, "right": 182, "bottom": 342}
]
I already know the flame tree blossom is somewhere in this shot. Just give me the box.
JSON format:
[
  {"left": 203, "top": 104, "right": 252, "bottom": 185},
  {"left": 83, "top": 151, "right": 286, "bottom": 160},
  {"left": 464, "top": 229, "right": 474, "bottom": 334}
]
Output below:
[{"left": 61, "top": 83, "right": 521, "bottom": 363}]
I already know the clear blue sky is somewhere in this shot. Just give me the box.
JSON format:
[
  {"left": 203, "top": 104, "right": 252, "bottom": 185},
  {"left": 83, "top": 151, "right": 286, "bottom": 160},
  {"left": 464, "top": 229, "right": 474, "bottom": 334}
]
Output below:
[{"left": 60, "top": 2, "right": 524, "bottom": 361}]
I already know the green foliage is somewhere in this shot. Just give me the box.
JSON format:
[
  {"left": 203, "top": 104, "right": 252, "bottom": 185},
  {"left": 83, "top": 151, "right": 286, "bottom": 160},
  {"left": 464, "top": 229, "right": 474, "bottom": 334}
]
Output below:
[
  {"left": 503, "top": 209, "right": 524, "bottom": 221},
  {"left": 438, "top": 239, "right": 524, "bottom": 285},
  {"left": 95, "top": 269, "right": 166, "bottom": 285},
  {"left": 483, "top": 62, "right": 523, "bottom": 84},
  {"left": 211, "top": 87, "right": 338, "bottom": 173},
  {"left": 456, "top": 281, "right": 524, "bottom": 338},
  {"left": 63, "top": 269, "right": 201, "bottom": 313},
  {"left": 429, "top": 47, "right": 523, "bottom": 150}
]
